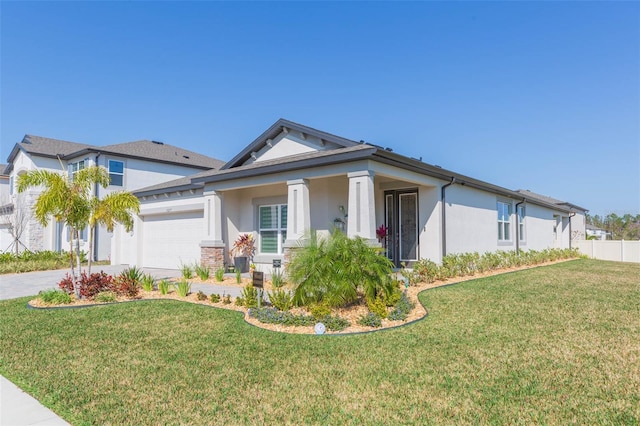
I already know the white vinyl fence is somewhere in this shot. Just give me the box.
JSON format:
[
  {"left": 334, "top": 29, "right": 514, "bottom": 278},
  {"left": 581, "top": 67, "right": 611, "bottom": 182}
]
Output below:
[{"left": 574, "top": 240, "right": 640, "bottom": 263}]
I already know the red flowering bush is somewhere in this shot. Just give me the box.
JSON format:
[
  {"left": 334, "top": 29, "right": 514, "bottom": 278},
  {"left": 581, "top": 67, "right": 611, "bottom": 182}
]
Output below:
[{"left": 58, "top": 271, "right": 115, "bottom": 299}]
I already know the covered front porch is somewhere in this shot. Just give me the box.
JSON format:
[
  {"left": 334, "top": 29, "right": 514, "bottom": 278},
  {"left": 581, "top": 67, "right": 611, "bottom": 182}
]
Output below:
[{"left": 200, "top": 165, "right": 442, "bottom": 272}]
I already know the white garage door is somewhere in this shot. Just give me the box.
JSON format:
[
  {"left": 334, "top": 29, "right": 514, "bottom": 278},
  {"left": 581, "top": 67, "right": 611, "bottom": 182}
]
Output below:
[{"left": 142, "top": 210, "right": 203, "bottom": 269}]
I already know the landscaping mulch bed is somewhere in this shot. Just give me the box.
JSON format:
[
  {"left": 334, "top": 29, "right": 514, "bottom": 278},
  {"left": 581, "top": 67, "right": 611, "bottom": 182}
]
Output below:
[{"left": 29, "top": 259, "right": 576, "bottom": 334}]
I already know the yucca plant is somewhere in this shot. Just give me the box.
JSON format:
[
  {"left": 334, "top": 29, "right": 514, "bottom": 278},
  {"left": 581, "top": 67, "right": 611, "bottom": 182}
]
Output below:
[
  {"left": 180, "top": 263, "right": 194, "bottom": 279},
  {"left": 195, "top": 264, "right": 210, "bottom": 281},
  {"left": 140, "top": 273, "right": 155, "bottom": 291},
  {"left": 288, "top": 230, "right": 395, "bottom": 308},
  {"left": 174, "top": 279, "right": 191, "bottom": 297},
  {"left": 157, "top": 279, "right": 170, "bottom": 295},
  {"left": 271, "top": 269, "right": 285, "bottom": 288},
  {"left": 215, "top": 267, "right": 225, "bottom": 282}
]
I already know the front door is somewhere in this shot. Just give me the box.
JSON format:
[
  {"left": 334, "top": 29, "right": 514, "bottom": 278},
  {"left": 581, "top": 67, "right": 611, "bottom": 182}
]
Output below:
[{"left": 384, "top": 190, "right": 419, "bottom": 267}]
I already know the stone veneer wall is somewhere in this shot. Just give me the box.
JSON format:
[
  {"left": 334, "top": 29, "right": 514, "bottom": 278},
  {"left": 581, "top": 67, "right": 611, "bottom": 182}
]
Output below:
[
  {"left": 201, "top": 246, "right": 225, "bottom": 270},
  {"left": 24, "top": 193, "right": 44, "bottom": 252}
]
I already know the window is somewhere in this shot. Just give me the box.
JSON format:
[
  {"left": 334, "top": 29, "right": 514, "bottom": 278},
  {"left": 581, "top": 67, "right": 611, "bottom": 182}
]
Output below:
[
  {"left": 108, "top": 160, "right": 124, "bottom": 186},
  {"left": 259, "top": 204, "right": 287, "bottom": 254},
  {"left": 497, "top": 201, "right": 512, "bottom": 241},
  {"left": 518, "top": 205, "right": 525, "bottom": 241},
  {"left": 69, "top": 160, "right": 85, "bottom": 180}
]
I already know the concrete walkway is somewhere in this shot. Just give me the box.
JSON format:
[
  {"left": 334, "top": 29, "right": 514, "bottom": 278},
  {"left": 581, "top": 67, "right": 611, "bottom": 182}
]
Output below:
[{"left": 0, "top": 265, "right": 244, "bottom": 425}]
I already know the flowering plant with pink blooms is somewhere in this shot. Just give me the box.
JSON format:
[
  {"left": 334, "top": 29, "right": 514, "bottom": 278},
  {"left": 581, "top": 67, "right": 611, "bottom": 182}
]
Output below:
[{"left": 376, "top": 224, "right": 388, "bottom": 241}]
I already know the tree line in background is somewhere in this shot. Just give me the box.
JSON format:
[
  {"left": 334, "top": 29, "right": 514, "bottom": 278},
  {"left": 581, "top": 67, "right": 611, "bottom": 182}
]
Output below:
[{"left": 587, "top": 213, "right": 640, "bottom": 240}]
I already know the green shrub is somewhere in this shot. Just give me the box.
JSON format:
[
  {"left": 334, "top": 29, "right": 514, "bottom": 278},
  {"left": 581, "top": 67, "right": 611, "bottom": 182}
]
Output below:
[
  {"left": 180, "top": 263, "right": 193, "bottom": 279},
  {"left": 241, "top": 285, "right": 259, "bottom": 308},
  {"left": 39, "top": 289, "right": 72, "bottom": 305},
  {"left": 235, "top": 296, "right": 245, "bottom": 306},
  {"left": 388, "top": 291, "right": 415, "bottom": 321},
  {"left": 222, "top": 294, "right": 231, "bottom": 304},
  {"left": 158, "top": 279, "right": 170, "bottom": 295},
  {"left": 94, "top": 291, "right": 116, "bottom": 303},
  {"left": 140, "top": 274, "right": 155, "bottom": 291},
  {"left": 120, "top": 266, "right": 144, "bottom": 284},
  {"left": 268, "top": 289, "right": 293, "bottom": 311},
  {"left": 248, "top": 307, "right": 316, "bottom": 327},
  {"left": 321, "top": 315, "right": 351, "bottom": 331},
  {"left": 210, "top": 293, "right": 221, "bottom": 303},
  {"left": 195, "top": 264, "right": 211, "bottom": 281},
  {"left": 357, "top": 312, "right": 382, "bottom": 328},
  {"left": 235, "top": 269, "right": 242, "bottom": 284},
  {"left": 196, "top": 291, "right": 207, "bottom": 301},
  {"left": 215, "top": 267, "right": 225, "bottom": 282},
  {"left": 288, "top": 230, "right": 395, "bottom": 308},
  {"left": 367, "top": 296, "right": 388, "bottom": 319},
  {"left": 309, "top": 302, "right": 331, "bottom": 319},
  {"left": 271, "top": 269, "right": 285, "bottom": 288},
  {"left": 175, "top": 279, "right": 191, "bottom": 297}
]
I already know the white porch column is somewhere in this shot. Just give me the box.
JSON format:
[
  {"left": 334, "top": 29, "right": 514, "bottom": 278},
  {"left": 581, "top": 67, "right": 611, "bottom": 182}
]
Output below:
[
  {"left": 202, "top": 191, "right": 224, "bottom": 245},
  {"left": 284, "top": 179, "right": 310, "bottom": 245},
  {"left": 200, "top": 191, "right": 225, "bottom": 269},
  {"left": 347, "top": 170, "right": 377, "bottom": 242}
]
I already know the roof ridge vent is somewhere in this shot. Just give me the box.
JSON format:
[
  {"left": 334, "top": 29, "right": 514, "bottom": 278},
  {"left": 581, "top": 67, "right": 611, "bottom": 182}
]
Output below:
[{"left": 152, "top": 140, "right": 164, "bottom": 145}]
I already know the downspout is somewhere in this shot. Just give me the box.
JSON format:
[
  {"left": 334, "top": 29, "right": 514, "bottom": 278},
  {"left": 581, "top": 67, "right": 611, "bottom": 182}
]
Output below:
[
  {"left": 441, "top": 177, "right": 456, "bottom": 258},
  {"left": 515, "top": 199, "right": 525, "bottom": 254},
  {"left": 93, "top": 152, "right": 101, "bottom": 262},
  {"left": 568, "top": 211, "right": 576, "bottom": 250}
]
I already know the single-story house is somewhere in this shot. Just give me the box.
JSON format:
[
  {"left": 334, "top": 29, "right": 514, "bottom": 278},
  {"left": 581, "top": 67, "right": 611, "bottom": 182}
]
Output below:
[
  {"left": 113, "top": 119, "right": 587, "bottom": 272},
  {"left": 2, "top": 135, "right": 224, "bottom": 258}
]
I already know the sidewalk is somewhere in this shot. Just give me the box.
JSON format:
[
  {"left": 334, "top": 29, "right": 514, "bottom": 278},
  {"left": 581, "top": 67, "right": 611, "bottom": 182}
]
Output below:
[{"left": 0, "top": 375, "right": 69, "bottom": 425}]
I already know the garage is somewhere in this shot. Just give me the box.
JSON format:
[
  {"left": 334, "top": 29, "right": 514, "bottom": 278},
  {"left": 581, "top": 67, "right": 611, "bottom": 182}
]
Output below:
[{"left": 141, "top": 210, "right": 203, "bottom": 269}]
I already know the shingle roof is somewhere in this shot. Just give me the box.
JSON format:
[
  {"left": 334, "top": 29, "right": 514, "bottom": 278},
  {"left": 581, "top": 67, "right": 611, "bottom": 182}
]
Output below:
[
  {"left": 0, "top": 164, "right": 8, "bottom": 176},
  {"left": 100, "top": 140, "right": 225, "bottom": 170},
  {"left": 515, "top": 190, "right": 587, "bottom": 211},
  {"left": 6, "top": 135, "right": 224, "bottom": 171}
]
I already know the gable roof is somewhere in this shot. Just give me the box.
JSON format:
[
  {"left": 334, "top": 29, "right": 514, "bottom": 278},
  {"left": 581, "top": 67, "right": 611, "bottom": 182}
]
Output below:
[
  {"left": 0, "top": 164, "right": 8, "bottom": 176},
  {"left": 113, "top": 118, "right": 585, "bottom": 215},
  {"left": 5, "top": 134, "right": 224, "bottom": 173},
  {"left": 221, "top": 118, "right": 361, "bottom": 170}
]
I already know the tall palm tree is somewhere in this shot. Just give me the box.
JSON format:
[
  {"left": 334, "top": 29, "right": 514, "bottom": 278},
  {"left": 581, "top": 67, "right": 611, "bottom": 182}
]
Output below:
[{"left": 17, "top": 164, "right": 139, "bottom": 296}]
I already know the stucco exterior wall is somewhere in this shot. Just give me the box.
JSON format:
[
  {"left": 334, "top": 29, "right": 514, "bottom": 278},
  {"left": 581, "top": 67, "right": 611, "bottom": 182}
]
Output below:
[{"left": 445, "top": 184, "right": 508, "bottom": 254}]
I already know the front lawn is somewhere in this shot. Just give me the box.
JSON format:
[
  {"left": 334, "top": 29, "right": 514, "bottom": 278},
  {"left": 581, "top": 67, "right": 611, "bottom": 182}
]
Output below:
[{"left": 0, "top": 259, "right": 637, "bottom": 424}]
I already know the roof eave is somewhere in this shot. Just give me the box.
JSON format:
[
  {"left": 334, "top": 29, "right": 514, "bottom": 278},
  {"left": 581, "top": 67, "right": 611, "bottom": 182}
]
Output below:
[{"left": 195, "top": 147, "right": 376, "bottom": 185}]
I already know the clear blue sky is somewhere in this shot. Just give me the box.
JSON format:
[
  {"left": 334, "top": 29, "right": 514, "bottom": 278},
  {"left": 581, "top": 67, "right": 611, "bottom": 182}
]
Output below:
[{"left": 1, "top": 1, "right": 638, "bottom": 216}]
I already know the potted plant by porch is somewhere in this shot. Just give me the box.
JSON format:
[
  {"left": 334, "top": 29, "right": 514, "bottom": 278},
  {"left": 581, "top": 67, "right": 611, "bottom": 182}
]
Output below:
[{"left": 231, "top": 233, "right": 256, "bottom": 273}]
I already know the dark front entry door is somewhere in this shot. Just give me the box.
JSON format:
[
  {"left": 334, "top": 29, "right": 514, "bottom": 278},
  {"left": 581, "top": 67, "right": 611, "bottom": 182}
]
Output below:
[{"left": 384, "top": 190, "right": 419, "bottom": 267}]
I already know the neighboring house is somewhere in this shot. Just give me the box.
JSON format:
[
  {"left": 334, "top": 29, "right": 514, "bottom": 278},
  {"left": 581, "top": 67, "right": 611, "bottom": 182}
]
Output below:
[
  {"left": 2, "top": 135, "right": 224, "bottom": 259},
  {"left": 586, "top": 224, "right": 610, "bottom": 240},
  {"left": 113, "top": 118, "right": 588, "bottom": 271},
  {"left": 0, "top": 164, "right": 13, "bottom": 252}
]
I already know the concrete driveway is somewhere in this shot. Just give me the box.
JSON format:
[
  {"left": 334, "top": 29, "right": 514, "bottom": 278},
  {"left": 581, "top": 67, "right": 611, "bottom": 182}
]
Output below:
[{"left": 0, "top": 265, "right": 244, "bottom": 300}]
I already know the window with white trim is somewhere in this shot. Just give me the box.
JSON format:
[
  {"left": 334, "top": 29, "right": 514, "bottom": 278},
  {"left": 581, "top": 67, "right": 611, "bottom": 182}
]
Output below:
[
  {"left": 518, "top": 205, "right": 525, "bottom": 241},
  {"left": 497, "top": 201, "right": 512, "bottom": 241},
  {"left": 69, "top": 160, "right": 85, "bottom": 180},
  {"left": 108, "top": 160, "right": 124, "bottom": 186},
  {"left": 259, "top": 204, "right": 287, "bottom": 254}
]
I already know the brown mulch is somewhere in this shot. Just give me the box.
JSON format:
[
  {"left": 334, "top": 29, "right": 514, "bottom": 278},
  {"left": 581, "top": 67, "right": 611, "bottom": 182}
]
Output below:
[{"left": 29, "top": 259, "right": 576, "bottom": 334}]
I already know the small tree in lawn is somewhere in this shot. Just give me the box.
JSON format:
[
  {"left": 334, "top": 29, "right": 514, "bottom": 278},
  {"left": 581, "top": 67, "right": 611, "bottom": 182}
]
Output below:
[{"left": 17, "top": 164, "right": 139, "bottom": 297}]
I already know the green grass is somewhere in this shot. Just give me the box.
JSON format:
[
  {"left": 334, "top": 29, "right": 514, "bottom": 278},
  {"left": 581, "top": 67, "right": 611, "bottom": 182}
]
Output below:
[{"left": 0, "top": 259, "right": 638, "bottom": 424}]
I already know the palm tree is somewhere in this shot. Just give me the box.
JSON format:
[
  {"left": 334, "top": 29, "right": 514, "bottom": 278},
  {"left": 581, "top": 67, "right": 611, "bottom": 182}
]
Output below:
[
  {"left": 87, "top": 191, "right": 139, "bottom": 273},
  {"left": 17, "top": 164, "right": 139, "bottom": 296}
]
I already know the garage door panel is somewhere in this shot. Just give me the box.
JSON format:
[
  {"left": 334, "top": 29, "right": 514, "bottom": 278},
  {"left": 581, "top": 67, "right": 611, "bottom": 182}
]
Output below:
[{"left": 142, "top": 211, "right": 203, "bottom": 269}]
